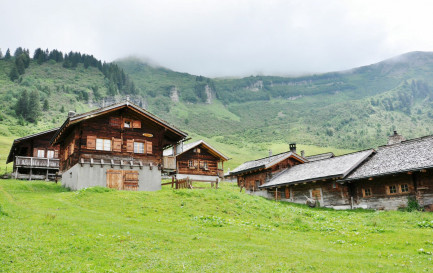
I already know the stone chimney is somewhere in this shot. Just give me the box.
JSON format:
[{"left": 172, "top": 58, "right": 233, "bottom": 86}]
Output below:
[
  {"left": 269, "top": 149, "right": 272, "bottom": 157},
  {"left": 301, "top": 150, "right": 305, "bottom": 157},
  {"left": 289, "top": 143, "right": 296, "bottom": 153},
  {"left": 68, "top": 111, "right": 76, "bottom": 118},
  {"left": 387, "top": 130, "right": 406, "bottom": 145}
]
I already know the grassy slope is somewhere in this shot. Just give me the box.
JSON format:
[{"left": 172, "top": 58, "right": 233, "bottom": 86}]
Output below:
[{"left": 1, "top": 179, "right": 433, "bottom": 272}]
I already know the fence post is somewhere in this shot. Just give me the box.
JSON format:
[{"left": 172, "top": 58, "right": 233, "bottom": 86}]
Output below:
[{"left": 171, "top": 176, "right": 174, "bottom": 188}]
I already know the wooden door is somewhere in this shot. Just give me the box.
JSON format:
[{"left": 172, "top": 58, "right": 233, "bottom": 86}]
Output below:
[
  {"left": 311, "top": 188, "right": 322, "bottom": 200},
  {"left": 123, "top": 170, "right": 139, "bottom": 191},
  {"left": 107, "top": 170, "right": 123, "bottom": 190}
]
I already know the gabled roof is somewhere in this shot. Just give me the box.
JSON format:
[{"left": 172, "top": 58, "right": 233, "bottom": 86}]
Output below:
[
  {"left": 51, "top": 101, "right": 188, "bottom": 145},
  {"left": 343, "top": 135, "right": 433, "bottom": 181},
  {"left": 6, "top": 128, "right": 59, "bottom": 163},
  {"left": 164, "top": 140, "right": 229, "bottom": 161},
  {"left": 230, "top": 151, "right": 307, "bottom": 176},
  {"left": 305, "top": 152, "right": 334, "bottom": 162},
  {"left": 260, "top": 149, "right": 374, "bottom": 188}
]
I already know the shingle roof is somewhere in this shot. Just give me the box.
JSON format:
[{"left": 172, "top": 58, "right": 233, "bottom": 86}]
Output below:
[
  {"left": 343, "top": 135, "right": 433, "bottom": 181},
  {"left": 305, "top": 152, "right": 334, "bottom": 162},
  {"left": 260, "top": 149, "right": 374, "bottom": 188},
  {"left": 230, "top": 151, "right": 306, "bottom": 176},
  {"left": 163, "top": 140, "right": 229, "bottom": 161}
]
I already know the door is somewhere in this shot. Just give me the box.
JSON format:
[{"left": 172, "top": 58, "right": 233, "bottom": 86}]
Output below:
[
  {"left": 123, "top": 170, "right": 139, "bottom": 191},
  {"left": 107, "top": 170, "right": 123, "bottom": 190}
]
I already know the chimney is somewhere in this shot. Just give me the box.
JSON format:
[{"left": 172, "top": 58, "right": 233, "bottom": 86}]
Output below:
[
  {"left": 301, "top": 150, "right": 305, "bottom": 157},
  {"left": 68, "top": 111, "right": 76, "bottom": 118},
  {"left": 387, "top": 130, "right": 406, "bottom": 145},
  {"left": 269, "top": 149, "right": 272, "bottom": 157},
  {"left": 289, "top": 143, "right": 296, "bottom": 153}
]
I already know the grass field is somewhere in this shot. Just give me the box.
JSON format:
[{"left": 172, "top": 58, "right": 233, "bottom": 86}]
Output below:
[{"left": 1, "top": 179, "right": 433, "bottom": 272}]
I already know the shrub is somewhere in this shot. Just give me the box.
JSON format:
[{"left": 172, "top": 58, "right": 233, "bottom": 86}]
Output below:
[{"left": 406, "top": 196, "right": 422, "bottom": 212}]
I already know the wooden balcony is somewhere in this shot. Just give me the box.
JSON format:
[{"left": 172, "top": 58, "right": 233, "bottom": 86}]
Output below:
[
  {"left": 163, "top": 156, "right": 176, "bottom": 170},
  {"left": 15, "top": 156, "right": 60, "bottom": 169}
]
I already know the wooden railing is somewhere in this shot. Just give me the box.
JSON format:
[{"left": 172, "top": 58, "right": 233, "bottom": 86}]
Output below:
[
  {"left": 163, "top": 156, "right": 176, "bottom": 170},
  {"left": 15, "top": 156, "right": 60, "bottom": 169}
]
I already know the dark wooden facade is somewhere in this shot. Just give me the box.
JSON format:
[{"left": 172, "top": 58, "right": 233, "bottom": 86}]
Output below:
[
  {"left": 237, "top": 156, "right": 303, "bottom": 191},
  {"left": 7, "top": 129, "right": 60, "bottom": 181},
  {"left": 176, "top": 143, "right": 225, "bottom": 178}
]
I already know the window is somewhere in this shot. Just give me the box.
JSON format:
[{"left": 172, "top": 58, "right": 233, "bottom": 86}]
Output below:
[
  {"left": 217, "top": 161, "right": 223, "bottom": 170},
  {"left": 96, "top": 139, "right": 111, "bottom": 151},
  {"left": 47, "top": 150, "right": 54, "bottom": 159},
  {"left": 255, "top": 180, "right": 260, "bottom": 189},
  {"left": 193, "top": 148, "right": 201, "bottom": 153},
  {"left": 203, "top": 161, "right": 208, "bottom": 170},
  {"left": 37, "top": 149, "right": 45, "bottom": 158},
  {"left": 332, "top": 182, "right": 338, "bottom": 189},
  {"left": 188, "top": 160, "right": 194, "bottom": 168},
  {"left": 124, "top": 120, "right": 131, "bottom": 128},
  {"left": 389, "top": 185, "right": 397, "bottom": 194},
  {"left": 363, "top": 188, "right": 372, "bottom": 197},
  {"left": 134, "top": 142, "right": 145, "bottom": 153},
  {"left": 401, "top": 184, "right": 409, "bottom": 193}
]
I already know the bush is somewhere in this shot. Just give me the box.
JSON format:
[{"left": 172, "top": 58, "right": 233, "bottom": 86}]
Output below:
[{"left": 401, "top": 196, "right": 423, "bottom": 212}]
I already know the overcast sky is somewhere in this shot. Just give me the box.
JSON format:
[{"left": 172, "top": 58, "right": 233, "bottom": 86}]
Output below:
[{"left": 2, "top": 0, "right": 433, "bottom": 77}]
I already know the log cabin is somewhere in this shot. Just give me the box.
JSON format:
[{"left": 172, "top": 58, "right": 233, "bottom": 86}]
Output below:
[
  {"left": 259, "top": 149, "right": 374, "bottom": 209},
  {"left": 6, "top": 128, "right": 60, "bottom": 181},
  {"left": 229, "top": 144, "right": 307, "bottom": 196},
  {"left": 163, "top": 140, "right": 229, "bottom": 182},
  {"left": 341, "top": 132, "right": 433, "bottom": 211},
  {"left": 50, "top": 101, "right": 188, "bottom": 191}
]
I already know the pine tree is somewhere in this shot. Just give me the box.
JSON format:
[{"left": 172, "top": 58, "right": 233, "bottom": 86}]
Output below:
[
  {"left": 15, "top": 90, "right": 29, "bottom": 119},
  {"left": 60, "top": 105, "right": 65, "bottom": 113},
  {"left": 9, "top": 65, "right": 19, "bottom": 81},
  {"left": 27, "top": 90, "right": 41, "bottom": 123},
  {"left": 14, "top": 47, "right": 23, "bottom": 57},
  {"left": 4, "top": 49, "right": 11, "bottom": 60},
  {"left": 0, "top": 49, "right": 3, "bottom": 59},
  {"left": 15, "top": 57, "right": 25, "bottom": 75},
  {"left": 43, "top": 99, "right": 49, "bottom": 111}
]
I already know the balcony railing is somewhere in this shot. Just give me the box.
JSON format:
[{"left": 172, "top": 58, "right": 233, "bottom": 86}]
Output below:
[
  {"left": 15, "top": 156, "right": 60, "bottom": 169},
  {"left": 163, "top": 156, "right": 176, "bottom": 170}
]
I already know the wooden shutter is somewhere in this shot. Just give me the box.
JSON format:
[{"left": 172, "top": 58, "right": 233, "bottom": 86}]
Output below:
[
  {"left": 109, "top": 117, "right": 122, "bottom": 127},
  {"left": 87, "top": 135, "right": 96, "bottom": 149},
  {"left": 69, "top": 142, "right": 75, "bottom": 155},
  {"left": 285, "top": 187, "right": 290, "bottom": 198},
  {"left": 132, "top": 120, "right": 141, "bottom": 129},
  {"left": 126, "top": 139, "right": 134, "bottom": 153},
  {"left": 54, "top": 149, "right": 59, "bottom": 158},
  {"left": 33, "top": 148, "right": 38, "bottom": 157},
  {"left": 112, "top": 138, "right": 122, "bottom": 152},
  {"left": 146, "top": 141, "right": 152, "bottom": 154},
  {"left": 106, "top": 170, "right": 123, "bottom": 190}
]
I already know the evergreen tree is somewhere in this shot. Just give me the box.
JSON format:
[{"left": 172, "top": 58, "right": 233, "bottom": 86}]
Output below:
[
  {"left": 60, "top": 105, "right": 65, "bottom": 113},
  {"left": 0, "top": 49, "right": 3, "bottom": 59},
  {"left": 9, "top": 65, "right": 19, "bottom": 81},
  {"left": 15, "top": 57, "right": 25, "bottom": 75},
  {"left": 14, "top": 47, "right": 23, "bottom": 57},
  {"left": 107, "top": 82, "right": 117, "bottom": 96},
  {"left": 15, "top": 90, "right": 29, "bottom": 119},
  {"left": 27, "top": 90, "right": 41, "bottom": 123},
  {"left": 4, "top": 49, "right": 11, "bottom": 60},
  {"left": 43, "top": 99, "right": 49, "bottom": 111},
  {"left": 92, "top": 85, "right": 101, "bottom": 100}
]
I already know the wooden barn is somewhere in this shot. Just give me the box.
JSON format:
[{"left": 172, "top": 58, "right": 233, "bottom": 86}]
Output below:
[
  {"left": 341, "top": 132, "right": 433, "bottom": 210},
  {"left": 163, "top": 140, "right": 229, "bottom": 182},
  {"left": 229, "top": 144, "right": 307, "bottom": 196},
  {"left": 50, "top": 101, "right": 187, "bottom": 191},
  {"left": 6, "top": 128, "right": 60, "bottom": 181},
  {"left": 259, "top": 149, "right": 374, "bottom": 208}
]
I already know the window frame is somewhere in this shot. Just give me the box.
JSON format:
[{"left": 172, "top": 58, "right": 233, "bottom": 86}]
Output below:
[
  {"left": 400, "top": 184, "right": 409, "bottom": 193},
  {"left": 362, "top": 188, "right": 372, "bottom": 197},
  {"left": 124, "top": 119, "right": 132, "bottom": 128},
  {"left": 188, "top": 160, "right": 194, "bottom": 168},
  {"left": 47, "top": 150, "right": 55, "bottom": 159},
  {"left": 388, "top": 185, "right": 398, "bottom": 195},
  {"left": 37, "top": 149, "right": 45, "bottom": 158},
  {"left": 133, "top": 142, "right": 145, "bottom": 154},
  {"left": 96, "top": 138, "right": 112, "bottom": 151}
]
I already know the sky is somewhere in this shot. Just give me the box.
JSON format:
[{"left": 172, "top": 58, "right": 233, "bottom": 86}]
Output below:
[{"left": 2, "top": 0, "right": 433, "bottom": 77}]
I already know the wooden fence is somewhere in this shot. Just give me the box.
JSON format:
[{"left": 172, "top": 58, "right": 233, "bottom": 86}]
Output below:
[{"left": 161, "top": 177, "right": 219, "bottom": 189}]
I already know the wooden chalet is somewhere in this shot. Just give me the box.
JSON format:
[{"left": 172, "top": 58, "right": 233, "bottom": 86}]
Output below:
[
  {"left": 229, "top": 144, "right": 307, "bottom": 194},
  {"left": 6, "top": 128, "right": 60, "bottom": 181},
  {"left": 341, "top": 132, "right": 433, "bottom": 210},
  {"left": 259, "top": 149, "right": 374, "bottom": 208},
  {"left": 163, "top": 140, "right": 229, "bottom": 182},
  {"left": 50, "top": 101, "right": 187, "bottom": 191}
]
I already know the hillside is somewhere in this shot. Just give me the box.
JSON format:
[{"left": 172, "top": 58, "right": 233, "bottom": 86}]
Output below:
[
  {"left": 3, "top": 49, "right": 433, "bottom": 172},
  {"left": 1, "top": 179, "right": 432, "bottom": 272}
]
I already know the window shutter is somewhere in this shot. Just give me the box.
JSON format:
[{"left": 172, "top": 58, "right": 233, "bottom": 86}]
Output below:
[
  {"left": 285, "top": 187, "right": 290, "bottom": 198},
  {"left": 126, "top": 139, "right": 134, "bottom": 153},
  {"left": 109, "top": 117, "right": 122, "bottom": 127},
  {"left": 112, "top": 138, "right": 122, "bottom": 152},
  {"left": 54, "top": 149, "right": 59, "bottom": 158},
  {"left": 146, "top": 141, "right": 152, "bottom": 154},
  {"left": 33, "top": 148, "right": 38, "bottom": 157},
  {"left": 70, "top": 142, "right": 75, "bottom": 155},
  {"left": 87, "top": 136, "right": 96, "bottom": 149},
  {"left": 132, "top": 120, "right": 141, "bottom": 129}
]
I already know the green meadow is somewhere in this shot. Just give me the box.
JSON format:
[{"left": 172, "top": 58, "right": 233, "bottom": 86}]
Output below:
[{"left": 1, "top": 179, "right": 433, "bottom": 272}]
